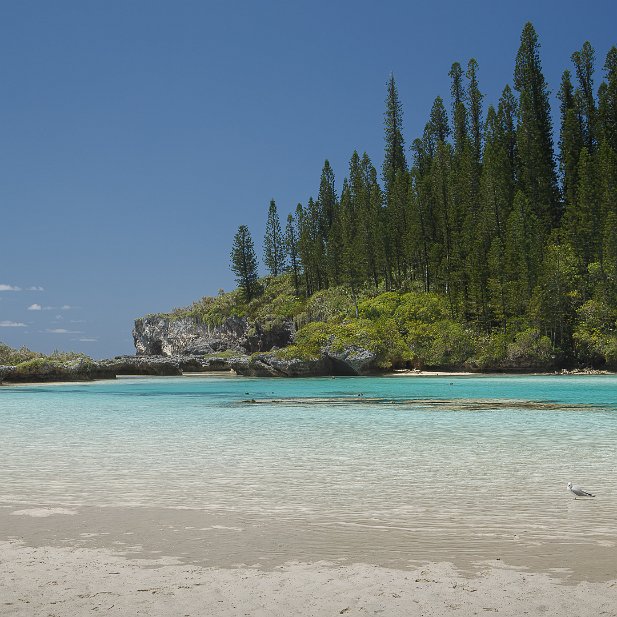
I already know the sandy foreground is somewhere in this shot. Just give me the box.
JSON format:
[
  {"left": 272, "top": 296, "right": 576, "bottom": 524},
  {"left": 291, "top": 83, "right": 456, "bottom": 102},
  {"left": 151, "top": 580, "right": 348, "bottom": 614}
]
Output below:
[
  {"left": 1, "top": 539, "right": 616, "bottom": 617},
  {"left": 1, "top": 504, "right": 617, "bottom": 616}
]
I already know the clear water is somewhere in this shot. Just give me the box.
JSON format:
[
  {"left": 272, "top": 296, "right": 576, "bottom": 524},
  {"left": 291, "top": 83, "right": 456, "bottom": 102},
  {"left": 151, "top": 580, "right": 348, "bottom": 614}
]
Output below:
[{"left": 1, "top": 375, "right": 616, "bottom": 569}]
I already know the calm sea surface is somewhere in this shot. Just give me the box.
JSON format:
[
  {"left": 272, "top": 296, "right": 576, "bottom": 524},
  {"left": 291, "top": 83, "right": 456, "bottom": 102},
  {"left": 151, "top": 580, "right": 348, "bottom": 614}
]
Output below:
[{"left": 1, "top": 375, "right": 616, "bottom": 573}]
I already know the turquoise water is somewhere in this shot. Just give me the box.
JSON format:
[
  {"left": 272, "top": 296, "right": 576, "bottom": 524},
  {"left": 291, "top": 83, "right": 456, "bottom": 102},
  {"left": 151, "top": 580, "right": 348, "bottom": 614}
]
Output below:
[{"left": 1, "top": 375, "right": 616, "bottom": 562}]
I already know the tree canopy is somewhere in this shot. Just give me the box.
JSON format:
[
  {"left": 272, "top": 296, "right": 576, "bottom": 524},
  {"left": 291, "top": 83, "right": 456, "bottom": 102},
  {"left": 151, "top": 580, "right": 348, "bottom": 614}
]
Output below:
[{"left": 229, "top": 23, "right": 617, "bottom": 368}]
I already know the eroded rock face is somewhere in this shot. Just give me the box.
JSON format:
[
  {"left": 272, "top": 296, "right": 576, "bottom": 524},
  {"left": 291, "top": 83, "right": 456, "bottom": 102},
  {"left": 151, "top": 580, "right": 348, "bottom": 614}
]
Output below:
[
  {"left": 229, "top": 345, "right": 380, "bottom": 378},
  {"left": 0, "top": 343, "right": 381, "bottom": 383},
  {"left": 133, "top": 316, "right": 294, "bottom": 357},
  {"left": 133, "top": 316, "right": 247, "bottom": 356},
  {"left": 131, "top": 312, "right": 382, "bottom": 377},
  {"left": 0, "top": 318, "right": 383, "bottom": 383},
  {"left": 93, "top": 356, "right": 184, "bottom": 378},
  {"left": 324, "top": 345, "right": 379, "bottom": 375},
  {"left": 230, "top": 354, "right": 330, "bottom": 377}
]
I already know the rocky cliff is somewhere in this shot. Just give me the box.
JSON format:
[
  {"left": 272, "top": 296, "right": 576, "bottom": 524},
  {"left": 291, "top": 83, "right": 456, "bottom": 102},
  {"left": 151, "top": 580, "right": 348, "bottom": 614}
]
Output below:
[
  {"left": 130, "top": 314, "right": 382, "bottom": 377},
  {"left": 133, "top": 315, "right": 294, "bottom": 356}
]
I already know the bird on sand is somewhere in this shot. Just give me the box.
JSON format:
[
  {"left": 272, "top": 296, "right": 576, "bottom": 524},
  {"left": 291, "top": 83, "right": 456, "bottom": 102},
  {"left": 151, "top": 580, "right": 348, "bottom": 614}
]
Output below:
[{"left": 567, "top": 482, "right": 595, "bottom": 498}]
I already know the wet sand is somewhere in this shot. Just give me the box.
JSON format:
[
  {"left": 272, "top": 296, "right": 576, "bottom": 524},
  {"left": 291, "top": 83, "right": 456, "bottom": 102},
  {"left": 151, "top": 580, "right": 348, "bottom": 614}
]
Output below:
[
  {"left": 3, "top": 504, "right": 616, "bottom": 578},
  {"left": 1, "top": 504, "right": 616, "bottom": 616}
]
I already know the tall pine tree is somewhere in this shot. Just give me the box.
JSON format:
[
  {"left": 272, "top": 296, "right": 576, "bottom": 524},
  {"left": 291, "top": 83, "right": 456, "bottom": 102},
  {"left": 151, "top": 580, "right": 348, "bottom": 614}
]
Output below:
[
  {"left": 231, "top": 225, "right": 259, "bottom": 301},
  {"left": 514, "top": 22, "right": 560, "bottom": 228},
  {"left": 466, "top": 58, "right": 484, "bottom": 164},
  {"left": 285, "top": 213, "right": 300, "bottom": 295},
  {"left": 558, "top": 69, "right": 584, "bottom": 207},
  {"left": 598, "top": 47, "right": 617, "bottom": 150},
  {"left": 263, "top": 199, "right": 286, "bottom": 276},
  {"left": 382, "top": 74, "right": 407, "bottom": 195},
  {"left": 571, "top": 41, "right": 597, "bottom": 151},
  {"left": 449, "top": 62, "right": 468, "bottom": 155}
]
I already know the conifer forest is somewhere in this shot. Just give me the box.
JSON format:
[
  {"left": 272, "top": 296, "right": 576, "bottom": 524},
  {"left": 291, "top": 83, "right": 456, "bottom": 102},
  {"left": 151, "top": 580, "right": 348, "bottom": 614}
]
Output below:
[{"left": 230, "top": 23, "right": 617, "bottom": 370}]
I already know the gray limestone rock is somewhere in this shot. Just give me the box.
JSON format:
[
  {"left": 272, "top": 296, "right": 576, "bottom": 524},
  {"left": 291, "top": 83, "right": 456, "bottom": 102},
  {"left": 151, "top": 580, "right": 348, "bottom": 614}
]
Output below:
[
  {"left": 324, "top": 344, "right": 379, "bottom": 375},
  {"left": 133, "top": 315, "right": 294, "bottom": 357}
]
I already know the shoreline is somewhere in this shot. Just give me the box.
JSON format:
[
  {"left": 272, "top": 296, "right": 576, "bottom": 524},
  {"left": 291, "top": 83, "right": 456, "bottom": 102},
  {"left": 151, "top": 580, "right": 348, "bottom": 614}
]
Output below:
[
  {"left": 3, "top": 376, "right": 616, "bottom": 615},
  {"left": 386, "top": 368, "right": 616, "bottom": 377},
  {"left": 3, "top": 501, "right": 616, "bottom": 584},
  {"left": 2, "top": 368, "right": 616, "bottom": 387},
  {"left": 387, "top": 369, "right": 476, "bottom": 377}
]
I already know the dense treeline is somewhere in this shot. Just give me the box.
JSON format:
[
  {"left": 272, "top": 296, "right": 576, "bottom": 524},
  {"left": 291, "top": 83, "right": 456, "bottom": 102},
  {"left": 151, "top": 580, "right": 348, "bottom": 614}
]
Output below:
[{"left": 231, "top": 23, "right": 617, "bottom": 367}]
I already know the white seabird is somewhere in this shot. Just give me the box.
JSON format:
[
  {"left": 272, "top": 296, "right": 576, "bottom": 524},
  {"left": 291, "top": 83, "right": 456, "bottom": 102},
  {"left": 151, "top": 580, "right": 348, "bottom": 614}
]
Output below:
[{"left": 567, "top": 481, "right": 595, "bottom": 498}]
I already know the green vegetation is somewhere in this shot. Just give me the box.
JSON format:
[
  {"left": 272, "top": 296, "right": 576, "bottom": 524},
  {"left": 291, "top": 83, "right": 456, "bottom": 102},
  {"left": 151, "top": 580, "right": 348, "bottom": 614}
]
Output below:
[
  {"left": 0, "top": 343, "right": 41, "bottom": 365},
  {"left": 263, "top": 200, "right": 286, "bottom": 277},
  {"left": 148, "top": 23, "right": 616, "bottom": 372},
  {"left": 5, "top": 356, "right": 92, "bottom": 379},
  {"left": 0, "top": 343, "right": 93, "bottom": 378},
  {"left": 162, "top": 274, "right": 305, "bottom": 325},
  {"left": 214, "top": 22, "right": 617, "bottom": 371},
  {"left": 230, "top": 224, "right": 259, "bottom": 301},
  {"left": 158, "top": 272, "right": 604, "bottom": 370}
]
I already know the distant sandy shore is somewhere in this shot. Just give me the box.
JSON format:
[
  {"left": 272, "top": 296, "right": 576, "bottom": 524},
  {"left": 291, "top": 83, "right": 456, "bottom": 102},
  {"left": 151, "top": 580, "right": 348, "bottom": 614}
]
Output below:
[
  {"left": 386, "top": 369, "right": 476, "bottom": 376},
  {"left": 385, "top": 369, "right": 616, "bottom": 377},
  {"left": 2, "top": 539, "right": 616, "bottom": 616},
  {"left": 2, "top": 370, "right": 615, "bottom": 387}
]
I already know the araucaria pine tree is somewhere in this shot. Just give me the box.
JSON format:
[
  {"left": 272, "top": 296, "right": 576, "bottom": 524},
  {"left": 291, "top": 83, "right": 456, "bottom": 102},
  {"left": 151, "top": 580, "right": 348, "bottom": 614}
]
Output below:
[
  {"left": 263, "top": 200, "right": 286, "bottom": 276},
  {"left": 285, "top": 213, "right": 300, "bottom": 295},
  {"left": 228, "top": 21, "right": 617, "bottom": 369},
  {"left": 513, "top": 22, "right": 560, "bottom": 228},
  {"left": 382, "top": 74, "right": 407, "bottom": 195},
  {"left": 231, "top": 225, "right": 259, "bottom": 301},
  {"left": 382, "top": 74, "right": 408, "bottom": 287}
]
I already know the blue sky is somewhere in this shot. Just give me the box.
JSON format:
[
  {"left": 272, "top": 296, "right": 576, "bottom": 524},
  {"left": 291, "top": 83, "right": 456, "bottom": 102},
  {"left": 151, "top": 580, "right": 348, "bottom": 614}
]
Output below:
[{"left": 1, "top": 0, "right": 616, "bottom": 358}]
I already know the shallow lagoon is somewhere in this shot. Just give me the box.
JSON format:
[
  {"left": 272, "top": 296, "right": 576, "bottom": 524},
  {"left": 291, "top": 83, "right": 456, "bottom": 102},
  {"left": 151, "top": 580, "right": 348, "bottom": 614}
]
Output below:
[{"left": 1, "top": 375, "right": 616, "bottom": 577}]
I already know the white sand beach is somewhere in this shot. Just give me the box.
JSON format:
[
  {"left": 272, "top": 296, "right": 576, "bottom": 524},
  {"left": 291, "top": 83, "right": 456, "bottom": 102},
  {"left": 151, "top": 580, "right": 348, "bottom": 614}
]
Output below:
[{"left": 387, "top": 369, "right": 476, "bottom": 376}]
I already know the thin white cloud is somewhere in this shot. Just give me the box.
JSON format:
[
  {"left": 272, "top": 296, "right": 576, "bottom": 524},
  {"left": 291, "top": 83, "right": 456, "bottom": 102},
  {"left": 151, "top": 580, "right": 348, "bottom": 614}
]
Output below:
[
  {"left": 76, "top": 338, "right": 98, "bottom": 342},
  {"left": 0, "top": 320, "right": 27, "bottom": 327},
  {"left": 0, "top": 284, "right": 44, "bottom": 292},
  {"left": 27, "top": 303, "right": 42, "bottom": 311},
  {"left": 42, "top": 305, "right": 78, "bottom": 311},
  {"left": 45, "top": 328, "right": 82, "bottom": 334}
]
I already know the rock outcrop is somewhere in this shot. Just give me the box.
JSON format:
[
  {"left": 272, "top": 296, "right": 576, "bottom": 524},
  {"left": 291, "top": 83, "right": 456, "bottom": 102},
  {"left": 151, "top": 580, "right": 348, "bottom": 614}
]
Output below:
[
  {"left": 229, "top": 346, "right": 380, "bottom": 378},
  {"left": 0, "top": 356, "right": 186, "bottom": 383},
  {"left": 131, "top": 313, "right": 383, "bottom": 377},
  {"left": 230, "top": 354, "right": 330, "bottom": 377},
  {"left": 1, "top": 313, "right": 383, "bottom": 383},
  {"left": 93, "top": 356, "right": 184, "bottom": 377},
  {"left": 323, "top": 345, "right": 379, "bottom": 375},
  {"left": 0, "top": 344, "right": 383, "bottom": 383},
  {"left": 133, "top": 315, "right": 294, "bottom": 356}
]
